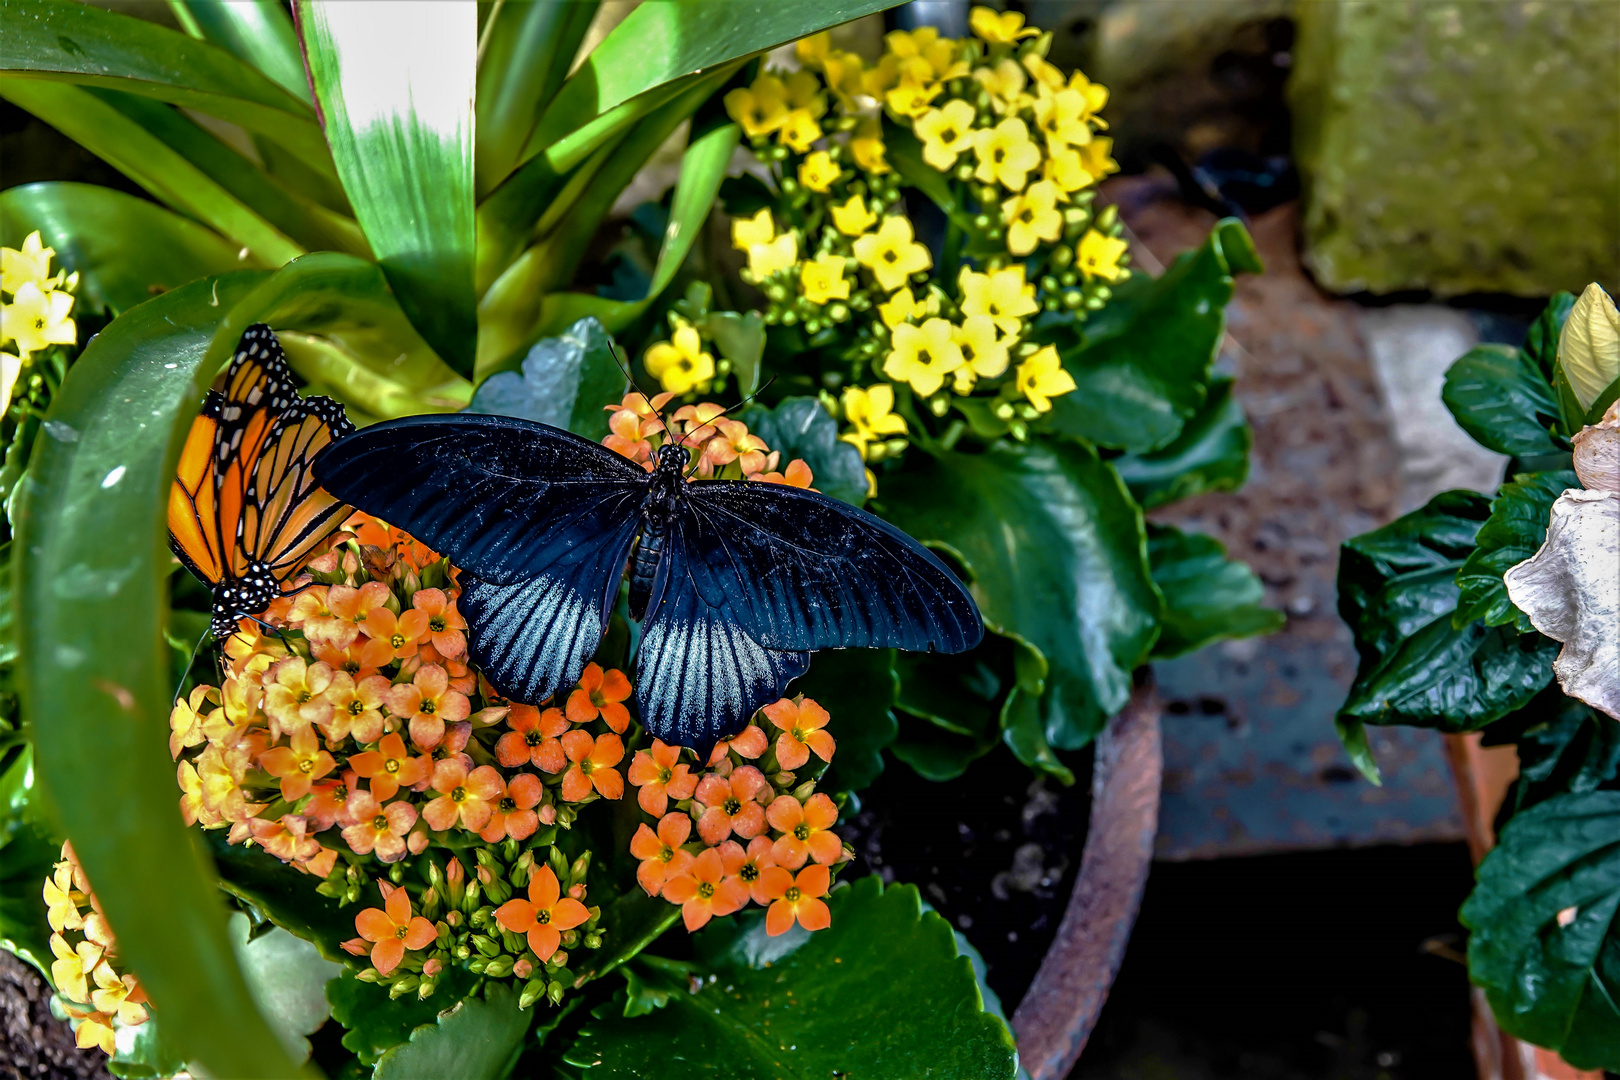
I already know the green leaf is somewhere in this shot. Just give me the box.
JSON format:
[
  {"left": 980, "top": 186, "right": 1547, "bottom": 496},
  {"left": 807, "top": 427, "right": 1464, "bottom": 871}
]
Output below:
[
  {"left": 0, "top": 0, "right": 331, "bottom": 169},
  {"left": 1443, "top": 343, "right": 1566, "bottom": 458},
  {"left": 0, "top": 745, "right": 58, "bottom": 977},
  {"left": 298, "top": 0, "right": 478, "bottom": 378},
  {"left": 738, "top": 396, "right": 868, "bottom": 506},
  {"left": 14, "top": 270, "right": 306, "bottom": 1078},
  {"left": 1489, "top": 689, "right": 1620, "bottom": 819},
  {"left": 884, "top": 117, "right": 960, "bottom": 220},
  {"left": 563, "top": 877, "right": 1018, "bottom": 1079},
  {"left": 1147, "top": 523, "right": 1282, "bottom": 659},
  {"left": 1044, "top": 218, "right": 1261, "bottom": 453},
  {"left": 574, "top": 889, "right": 682, "bottom": 987},
  {"left": 466, "top": 316, "right": 624, "bottom": 441},
  {"left": 372, "top": 982, "right": 531, "bottom": 1080},
  {"left": 1586, "top": 374, "right": 1620, "bottom": 427},
  {"left": 1455, "top": 471, "right": 1576, "bottom": 630},
  {"left": 327, "top": 966, "right": 480, "bottom": 1068},
  {"left": 227, "top": 912, "right": 342, "bottom": 1062},
  {"left": 1463, "top": 791, "right": 1620, "bottom": 1071},
  {"left": 209, "top": 832, "right": 354, "bottom": 962},
  {"left": 1333, "top": 716, "right": 1382, "bottom": 786},
  {"left": 475, "top": 0, "right": 600, "bottom": 193},
  {"left": 0, "top": 182, "right": 250, "bottom": 316},
  {"left": 1113, "top": 376, "right": 1251, "bottom": 510},
  {"left": 108, "top": 1013, "right": 189, "bottom": 1079},
  {"left": 167, "top": 0, "right": 311, "bottom": 104},
  {"left": 700, "top": 310, "right": 766, "bottom": 398},
  {"left": 881, "top": 438, "right": 1160, "bottom": 750},
  {"left": 0, "top": 79, "right": 303, "bottom": 265},
  {"left": 791, "top": 648, "right": 898, "bottom": 794}
]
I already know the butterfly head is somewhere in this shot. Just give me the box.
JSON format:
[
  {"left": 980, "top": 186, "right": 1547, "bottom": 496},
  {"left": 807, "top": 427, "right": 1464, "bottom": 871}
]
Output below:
[{"left": 654, "top": 442, "right": 690, "bottom": 475}]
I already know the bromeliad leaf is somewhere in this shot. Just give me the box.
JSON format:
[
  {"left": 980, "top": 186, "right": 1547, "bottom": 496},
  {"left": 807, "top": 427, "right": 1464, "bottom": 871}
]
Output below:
[
  {"left": 227, "top": 913, "right": 341, "bottom": 1063},
  {"left": 1454, "top": 471, "right": 1576, "bottom": 630},
  {"left": 327, "top": 966, "right": 479, "bottom": 1067}
]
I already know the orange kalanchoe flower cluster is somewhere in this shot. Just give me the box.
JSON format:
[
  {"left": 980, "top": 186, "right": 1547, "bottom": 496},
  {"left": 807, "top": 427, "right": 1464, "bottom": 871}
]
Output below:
[
  {"left": 41, "top": 843, "right": 147, "bottom": 1054},
  {"left": 628, "top": 694, "right": 848, "bottom": 936},
  {"left": 602, "top": 392, "right": 815, "bottom": 488}
]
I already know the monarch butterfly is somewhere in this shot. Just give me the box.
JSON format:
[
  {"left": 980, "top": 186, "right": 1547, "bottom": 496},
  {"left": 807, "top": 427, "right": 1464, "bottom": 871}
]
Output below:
[{"left": 168, "top": 324, "right": 355, "bottom": 641}]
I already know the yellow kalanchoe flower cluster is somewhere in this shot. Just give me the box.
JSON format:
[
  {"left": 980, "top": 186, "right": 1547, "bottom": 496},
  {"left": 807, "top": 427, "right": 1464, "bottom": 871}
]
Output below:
[
  {"left": 0, "top": 230, "right": 78, "bottom": 416},
  {"left": 41, "top": 842, "right": 148, "bottom": 1056},
  {"left": 721, "top": 8, "right": 1127, "bottom": 455}
]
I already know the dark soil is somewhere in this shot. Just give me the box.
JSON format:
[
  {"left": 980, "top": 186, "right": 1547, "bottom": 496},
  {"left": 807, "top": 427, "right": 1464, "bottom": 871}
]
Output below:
[
  {"left": 0, "top": 950, "right": 111, "bottom": 1080},
  {"left": 841, "top": 745, "right": 1095, "bottom": 1010}
]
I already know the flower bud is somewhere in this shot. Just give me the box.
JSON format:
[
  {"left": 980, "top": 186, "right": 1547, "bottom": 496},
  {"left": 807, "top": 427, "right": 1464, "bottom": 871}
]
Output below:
[
  {"left": 462, "top": 879, "right": 481, "bottom": 913},
  {"left": 446, "top": 858, "right": 466, "bottom": 907},
  {"left": 519, "top": 979, "right": 546, "bottom": 1010},
  {"left": 570, "top": 853, "right": 591, "bottom": 883},
  {"left": 356, "top": 967, "right": 380, "bottom": 983},
  {"left": 423, "top": 957, "right": 443, "bottom": 978},
  {"left": 539, "top": 804, "right": 557, "bottom": 825},
  {"left": 468, "top": 956, "right": 488, "bottom": 975},
  {"left": 568, "top": 883, "right": 587, "bottom": 901},
  {"left": 389, "top": 976, "right": 419, "bottom": 998},
  {"left": 514, "top": 958, "right": 535, "bottom": 980},
  {"left": 928, "top": 395, "right": 949, "bottom": 417},
  {"left": 417, "top": 978, "right": 437, "bottom": 1000},
  {"left": 1095, "top": 205, "right": 1119, "bottom": 231},
  {"left": 445, "top": 909, "right": 463, "bottom": 928},
  {"left": 1560, "top": 284, "right": 1620, "bottom": 412},
  {"left": 547, "top": 980, "right": 566, "bottom": 1006},
  {"left": 454, "top": 944, "right": 472, "bottom": 961},
  {"left": 484, "top": 956, "right": 514, "bottom": 979},
  {"left": 483, "top": 875, "right": 511, "bottom": 905},
  {"left": 473, "top": 934, "right": 500, "bottom": 958},
  {"left": 549, "top": 950, "right": 570, "bottom": 970},
  {"left": 584, "top": 932, "right": 603, "bottom": 950}
]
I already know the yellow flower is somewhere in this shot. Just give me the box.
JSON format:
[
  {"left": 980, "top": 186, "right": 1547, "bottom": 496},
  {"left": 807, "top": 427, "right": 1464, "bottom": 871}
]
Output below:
[
  {"left": 1077, "top": 137, "right": 1119, "bottom": 183},
  {"left": 862, "top": 53, "right": 904, "bottom": 98},
  {"left": 0, "top": 351, "right": 23, "bottom": 419},
  {"left": 970, "top": 7, "right": 1040, "bottom": 44},
  {"left": 1067, "top": 70, "right": 1110, "bottom": 117},
  {"left": 841, "top": 383, "right": 908, "bottom": 456},
  {"left": 973, "top": 118, "right": 1041, "bottom": 191},
  {"left": 43, "top": 864, "right": 82, "bottom": 933},
  {"left": 798, "top": 150, "right": 839, "bottom": 193},
  {"left": 748, "top": 234, "right": 799, "bottom": 280},
  {"left": 1023, "top": 53, "right": 1066, "bottom": 93},
  {"left": 878, "top": 288, "right": 924, "bottom": 329},
  {"left": 887, "top": 26, "right": 966, "bottom": 80},
  {"left": 823, "top": 50, "right": 867, "bottom": 105},
  {"left": 853, "top": 216, "right": 932, "bottom": 292},
  {"left": 850, "top": 118, "right": 890, "bottom": 175},
  {"left": 1077, "top": 230, "right": 1130, "bottom": 281},
  {"left": 952, "top": 315, "right": 1011, "bottom": 393},
  {"left": 1559, "top": 282, "right": 1620, "bottom": 410},
  {"left": 644, "top": 326, "right": 715, "bottom": 395},
  {"left": 0, "top": 280, "right": 75, "bottom": 359},
  {"left": 959, "top": 265, "right": 1038, "bottom": 335},
  {"left": 69, "top": 1008, "right": 117, "bottom": 1056},
  {"left": 796, "top": 32, "right": 831, "bottom": 70},
  {"left": 886, "top": 76, "right": 941, "bottom": 119},
  {"left": 973, "top": 59, "right": 1029, "bottom": 114},
  {"left": 1, "top": 231, "right": 55, "bottom": 295},
  {"left": 799, "top": 254, "right": 850, "bottom": 305},
  {"left": 884, "top": 318, "right": 963, "bottom": 396},
  {"left": 785, "top": 70, "right": 828, "bottom": 118},
  {"left": 731, "top": 208, "right": 776, "bottom": 252},
  {"left": 779, "top": 108, "right": 823, "bottom": 152},
  {"left": 1016, "top": 344, "right": 1077, "bottom": 412},
  {"left": 830, "top": 194, "right": 878, "bottom": 237},
  {"left": 724, "top": 75, "right": 789, "bottom": 138},
  {"left": 50, "top": 933, "right": 103, "bottom": 1005},
  {"left": 1044, "top": 144, "right": 1096, "bottom": 193},
  {"left": 914, "top": 99, "right": 978, "bottom": 171},
  {"left": 1001, "top": 180, "right": 1064, "bottom": 256},
  {"left": 92, "top": 964, "right": 148, "bottom": 1025},
  {"left": 1034, "top": 87, "right": 1096, "bottom": 149}
]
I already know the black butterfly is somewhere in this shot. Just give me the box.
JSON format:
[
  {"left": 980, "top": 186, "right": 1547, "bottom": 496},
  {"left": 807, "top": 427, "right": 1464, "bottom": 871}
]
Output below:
[{"left": 313, "top": 414, "right": 982, "bottom": 755}]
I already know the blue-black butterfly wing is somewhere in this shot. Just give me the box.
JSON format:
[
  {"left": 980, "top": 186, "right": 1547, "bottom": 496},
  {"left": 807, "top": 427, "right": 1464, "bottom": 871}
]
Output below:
[{"left": 673, "top": 480, "right": 983, "bottom": 654}]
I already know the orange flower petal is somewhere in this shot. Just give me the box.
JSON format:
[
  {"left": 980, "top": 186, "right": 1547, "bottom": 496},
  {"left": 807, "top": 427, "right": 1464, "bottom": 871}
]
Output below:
[{"left": 530, "top": 866, "right": 561, "bottom": 909}]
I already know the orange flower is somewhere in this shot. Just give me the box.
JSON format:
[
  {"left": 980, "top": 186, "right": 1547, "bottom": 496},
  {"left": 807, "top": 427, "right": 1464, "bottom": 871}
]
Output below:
[
  {"left": 387, "top": 664, "right": 470, "bottom": 750},
  {"left": 327, "top": 581, "right": 391, "bottom": 636},
  {"left": 707, "top": 724, "right": 770, "bottom": 766},
  {"left": 320, "top": 671, "right": 391, "bottom": 744},
  {"left": 419, "top": 641, "right": 475, "bottom": 693},
  {"left": 478, "top": 773, "right": 544, "bottom": 842},
  {"left": 65, "top": 1006, "right": 116, "bottom": 1055},
  {"left": 627, "top": 739, "right": 698, "bottom": 816},
  {"left": 412, "top": 588, "right": 467, "bottom": 659},
  {"left": 719, "top": 836, "right": 779, "bottom": 906},
  {"left": 767, "top": 793, "right": 843, "bottom": 868},
  {"left": 304, "top": 772, "right": 354, "bottom": 830},
  {"left": 761, "top": 863, "right": 832, "bottom": 936},
  {"left": 695, "top": 765, "right": 768, "bottom": 844},
  {"left": 762, "top": 697, "right": 836, "bottom": 769},
  {"left": 605, "top": 389, "right": 675, "bottom": 423},
  {"left": 262, "top": 656, "right": 336, "bottom": 734},
  {"left": 493, "top": 866, "right": 589, "bottom": 962},
  {"left": 629, "top": 812, "right": 696, "bottom": 897},
  {"left": 248, "top": 814, "right": 321, "bottom": 863},
  {"left": 312, "top": 637, "right": 380, "bottom": 681},
  {"left": 604, "top": 408, "right": 661, "bottom": 465},
  {"left": 360, "top": 604, "right": 431, "bottom": 667},
  {"left": 169, "top": 684, "right": 216, "bottom": 759},
  {"left": 90, "top": 964, "right": 148, "bottom": 1025},
  {"left": 341, "top": 791, "right": 418, "bottom": 862},
  {"left": 349, "top": 732, "right": 432, "bottom": 801},
  {"left": 753, "top": 458, "right": 814, "bottom": 488},
  {"left": 495, "top": 705, "right": 568, "bottom": 772},
  {"left": 287, "top": 585, "right": 353, "bottom": 647},
  {"left": 672, "top": 402, "right": 728, "bottom": 444},
  {"left": 560, "top": 730, "right": 625, "bottom": 802},
  {"left": 705, "top": 419, "right": 768, "bottom": 474},
  {"left": 258, "top": 727, "right": 336, "bottom": 802},
  {"left": 663, "top": 846, "right": 749, "bottom": 932},
  {"left": 566, "top": 663, "right": 632, "bottom": 733},
  {"left": 355, "top": 880, "right": 436, "bottom": 975},
  {"left": 422, "top": 759, "right": 502, "bottom": 832}
]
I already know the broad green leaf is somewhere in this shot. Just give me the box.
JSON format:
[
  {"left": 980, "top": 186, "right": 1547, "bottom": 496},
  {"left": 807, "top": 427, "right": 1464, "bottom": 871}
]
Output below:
[
  {"left": 466, "top": 316, "right": 624, "bottom": 441},
  {"left": 227, "top": 912, "right": 341, "bottom": 1062},
  {"left": 702, "top": 310, "right": 766, "bottom": 397},
  {"left": 1147, "top": 523, "right": 1282, "bottom": 659},
  {"left": 166, "top": 0, "right": 311, "bottom": 104},
  {"left": 738, "top": 396, "right": 869, "bottom": 506},
  {"left": 0, "top": 0, "right": 330, "bottom": 169},
  {"left": 108, "top": 1013, "right": 189, "bottom": 1079},
  {"left": 1443, "top": 343, "right": 1566, "bottom": 459},
  {"left": 881, "top": 438, "right": 1160, "bottom": 750},
  {"left": 299, "top": 0, "right": 479, "bottom": 379},
  {"left": 791, "top": 648, "right": 898, "bottom": 794},
  {"left": 1454, "top": 471, "right": 1576, "bottom": 630},
  {"left": 0, "top": 744, "right": 57, "bottom": 977},
  {"left": 0, "top": 182, "right": 249, "bottom": 316},
  {"left": 1489, "top": 689, "right": 1620, "bottom": 819},
  {"left": 372, "top": 982, "right": 531, "bottom": 1080},
  {"left": 327, "top": 966, "right": 480, "bottom": 1068},
  {"left": 1113, "top": 376, "right": 1251, "bottom": 510},
  {"left": 1044, "top": 218, "right": 1262, "bottom": 453},
  {"left": 564, "top": 877, "right": 1018, "bottom": 1079},
  {"left": 0, "top": 79, "right": 303, "bottom": 265},
  {"left": 14, "top": 270, "right": 306, "bottom": 1078},
  {"left": 574, "top": 889, "right": 681, "bottom": 987},
  {"left": 1337, "top": 490, "right": 1491, "bottom": 625},
  {"left": 209, "top": 832, "right": 353, "bottom": 963},
  {"left": 1464, "top": 792, "right": 1620, "bottom": 1070}
]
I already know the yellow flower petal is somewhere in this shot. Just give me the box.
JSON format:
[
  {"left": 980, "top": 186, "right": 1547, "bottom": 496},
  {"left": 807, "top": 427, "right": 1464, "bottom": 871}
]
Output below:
[{"left": 830, "top": 195, "right": 878, "bottom": 237}]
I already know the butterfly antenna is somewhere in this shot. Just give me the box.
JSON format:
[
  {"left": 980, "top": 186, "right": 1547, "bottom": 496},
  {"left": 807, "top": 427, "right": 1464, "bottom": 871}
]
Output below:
[
  {"left": 607, "top": 340, "right": 675, "bottom": 441},
  {"left": 681, "top": 377, "right": 779, "bottom": 480},
  {"left": 170, "top": 624, "right": 213, "bottom": 706}
]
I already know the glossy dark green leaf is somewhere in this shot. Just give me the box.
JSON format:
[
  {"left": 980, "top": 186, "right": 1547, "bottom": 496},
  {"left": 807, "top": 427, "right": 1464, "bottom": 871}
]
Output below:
[
  {"left": 0, "top": 745, "right": 57, "bottom": 976},
  {"left": 700, "top": 310, "right": 766, "bottom": 397},
  {"left": 1585, "top": 374, "right": 1620, "bottom": 426},
  {"left": 1463, "top": 791, "right": 1620, "bottom": 1070},
  {"left": 1333, "top": 716, "right": 1382, "bottom": 786},
  {"left": 881, "top": 438, "right": 1160, "bottom": 750},
  {"left": 1443, "top": 343, "right": 1566, "bottom": 459},
  {"left": 1455, "top": 471, "right": 1575, "bottom": 631},
  {"left": 0, "top": 182, "right": 249, "bottom": 316},
  {"left": 1044, "top": 218, "right": 1262, "bottom": 453},
  {"left": 738, "top": 396, "right": 868, "bottom": 506},
  {"left": 299, "top": 0, "right": 478, "bottom": 378},
  {"left": 1113, "top": 376, "right": 1251, "bottom": 510},
  {"left": 15, "top": 270, "right": 306, "bottom": 1078},
  {"left": 1337, "top": 489, "right": 1491, "bottom": 630},
  {"left": 0, "top": 79, "right": 303, "bottom": 265},
  {"left": 475, "top": 0, "right": 600, "bottom": 193},
  {"left": 574, "top": 889, "right": 682, "bottom": 988},
  {"left": 1147, "top": 523, "right": 1282, "bottom": 659},
  {"left": 564, "top": 877, "right": 1018, "bottom": 1078},
  {"left": 1487, "top": 689, "right": 1620, "bottom": 819},
  {"left": 227, "top": 912, "right": 341, "bottom": 1062},
  {"left": 791, "top": 648, "right": 898, "bottom": 794},
  {"left": 0, "top": 0, "right": 330, "bottom": 167},
  {"left": 466, "top": 317, "right": 624, "bottom": 441},
  {"left": 327, "top": 966, "right": 480, "bottom": 1067},
  {"left": 372, "top": 982, "right": 531, "bottom": 1080},
  {"left": 166, "top": 0, "right": 310, "bottom": 104},
  {"left": 209, "top": 833, "right": 353, "bottom": 963}
]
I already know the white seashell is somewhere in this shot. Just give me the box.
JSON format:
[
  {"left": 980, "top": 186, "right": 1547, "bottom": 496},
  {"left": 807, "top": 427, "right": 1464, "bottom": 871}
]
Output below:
[
  {"left": 1504, "top": 488, "right": 1620, "bottom": 720},
  {"left": 1573, "top": 400, "right": 1620, "bottom": 493},
  {"left": 1559, "top": 283, "right": 1620, "bottom": 412}
]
